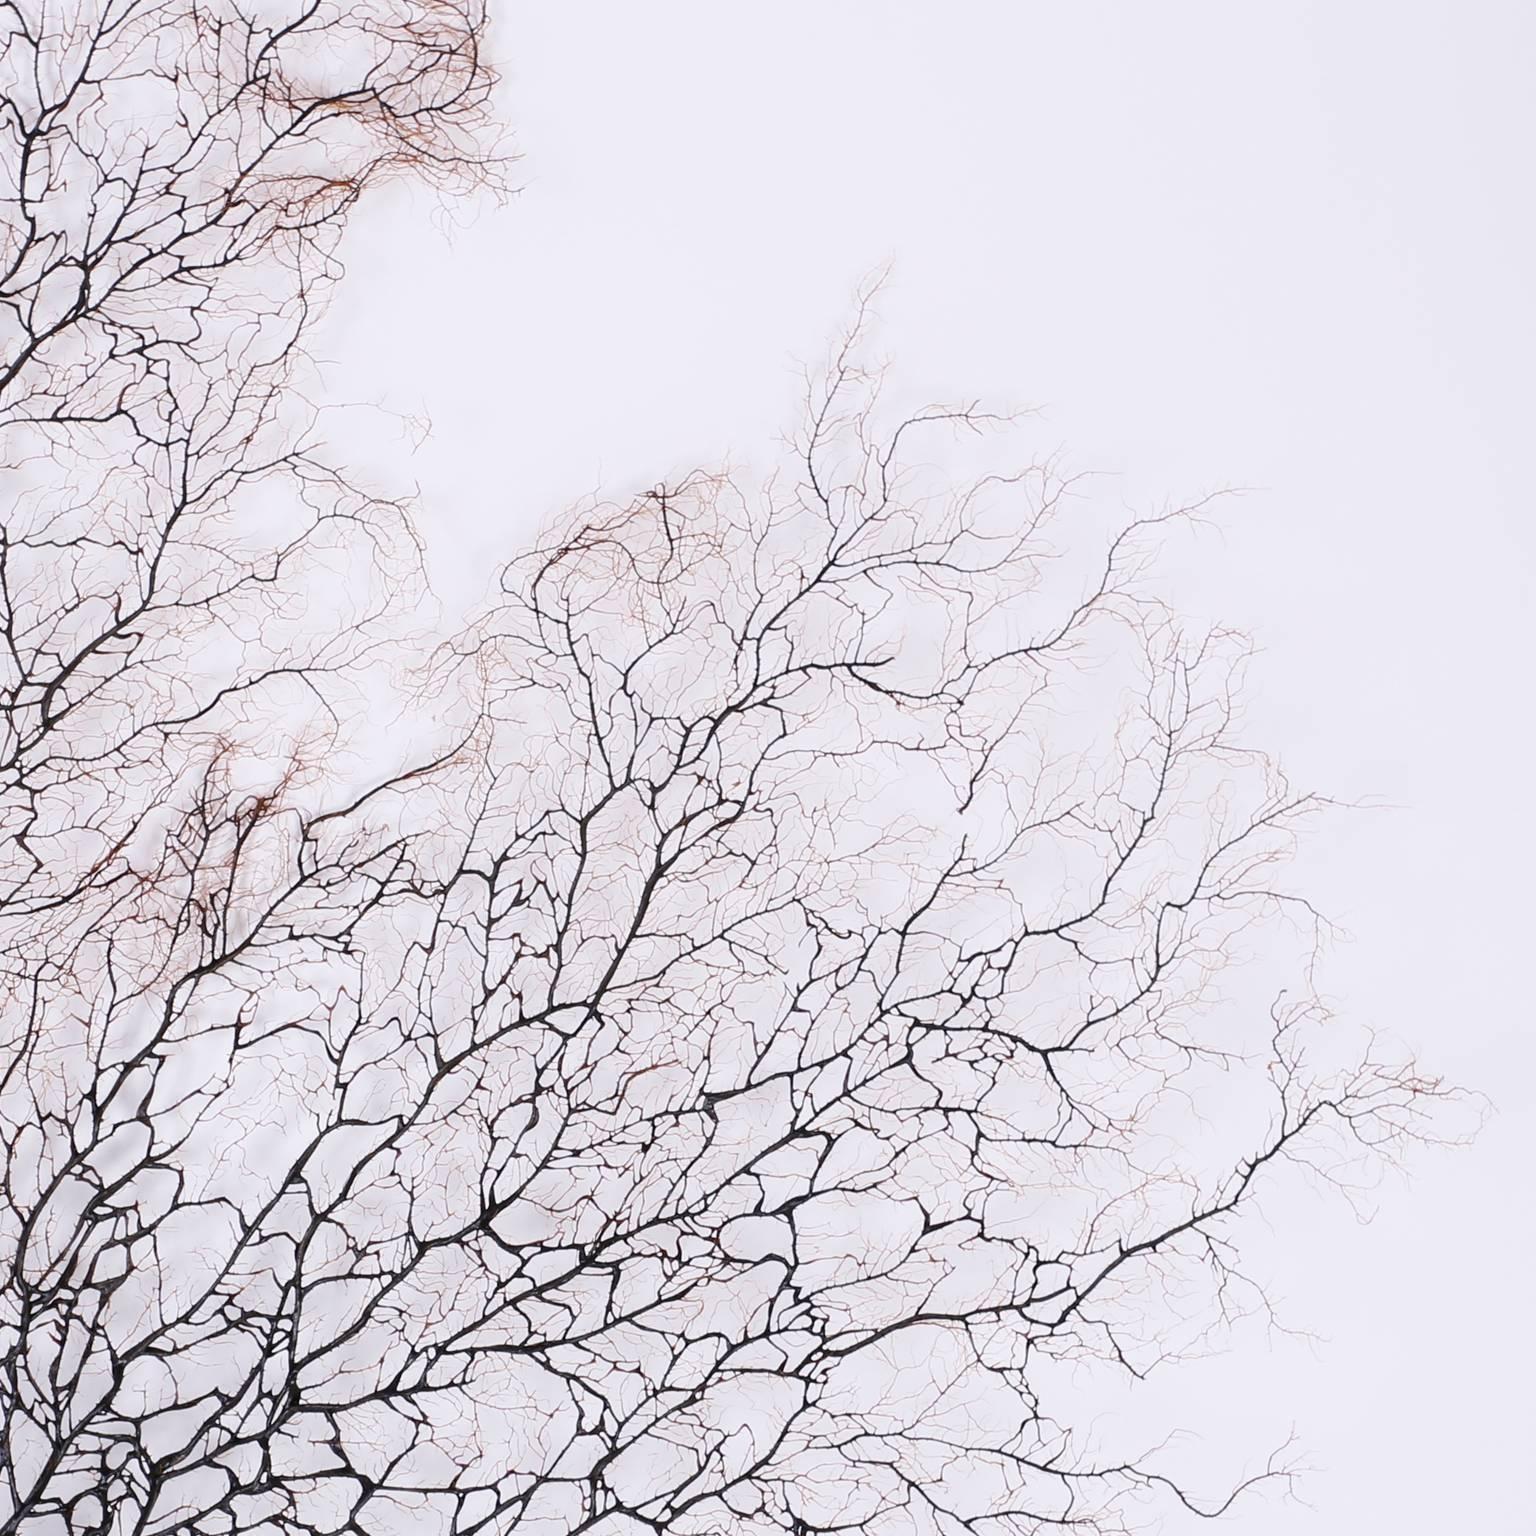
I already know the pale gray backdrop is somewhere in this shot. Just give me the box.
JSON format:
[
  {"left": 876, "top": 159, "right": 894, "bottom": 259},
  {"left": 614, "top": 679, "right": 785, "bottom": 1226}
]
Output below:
[{"left": 319, "top": 4, "right": 1533, "bottom": 1530}]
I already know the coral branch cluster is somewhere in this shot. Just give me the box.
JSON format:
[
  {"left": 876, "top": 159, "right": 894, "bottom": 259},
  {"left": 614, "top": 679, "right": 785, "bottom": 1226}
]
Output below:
[{"left": 0, "top": 5, "right": 1449, "bottom": 1535}]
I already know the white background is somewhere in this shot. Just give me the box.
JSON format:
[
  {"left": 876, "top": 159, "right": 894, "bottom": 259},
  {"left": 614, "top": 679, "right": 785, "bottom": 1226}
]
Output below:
[{"left": 321, "top": 4, "right": 1534, "bottom": 1529}]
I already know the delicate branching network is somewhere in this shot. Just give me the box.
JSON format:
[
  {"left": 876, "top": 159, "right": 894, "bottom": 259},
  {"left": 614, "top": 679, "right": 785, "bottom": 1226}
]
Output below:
[{"left": 0, "top": 4, "right": 1458, "bottom": 1536}]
